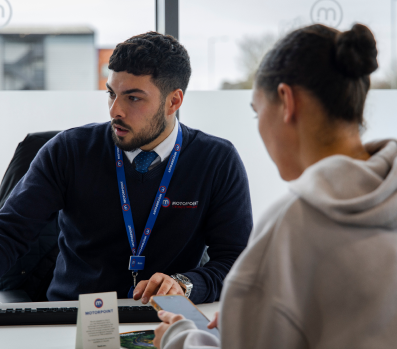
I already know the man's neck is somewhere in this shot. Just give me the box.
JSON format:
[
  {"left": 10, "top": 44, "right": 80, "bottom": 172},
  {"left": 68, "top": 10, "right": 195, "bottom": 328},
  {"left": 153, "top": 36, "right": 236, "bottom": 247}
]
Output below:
[{"left": 140, "top": 117, "right": 176, "bottom": 152}]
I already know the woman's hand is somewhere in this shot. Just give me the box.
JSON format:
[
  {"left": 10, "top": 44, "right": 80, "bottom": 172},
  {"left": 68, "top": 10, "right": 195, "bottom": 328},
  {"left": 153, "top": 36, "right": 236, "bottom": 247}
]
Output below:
[
  {"left": 207, "top": 311, "right": 219, "bottom": 329},
  {"left": 153, "top": 310, "right": 185, "bottom": 348}
]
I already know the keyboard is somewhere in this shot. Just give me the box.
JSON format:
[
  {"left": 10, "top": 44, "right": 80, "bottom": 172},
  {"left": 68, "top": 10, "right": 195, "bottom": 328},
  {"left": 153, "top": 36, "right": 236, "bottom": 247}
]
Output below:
[{"left": 0, "top": 299, "right": 159, "bottom": 326}]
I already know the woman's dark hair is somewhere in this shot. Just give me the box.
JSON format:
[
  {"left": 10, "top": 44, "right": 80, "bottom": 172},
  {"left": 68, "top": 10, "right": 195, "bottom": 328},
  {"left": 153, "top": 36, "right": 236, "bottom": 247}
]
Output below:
[
  {"left": 109, "top": 31, "right": 191, "bottom": 98},
  {"left": 255, "top": 24, "right": 378, "bottom": 125}
]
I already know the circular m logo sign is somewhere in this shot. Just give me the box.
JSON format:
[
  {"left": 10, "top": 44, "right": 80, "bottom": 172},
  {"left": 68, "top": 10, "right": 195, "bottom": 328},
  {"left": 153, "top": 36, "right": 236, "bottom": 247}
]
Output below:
[
  {"left": 0, "top": 0, "right": 12, "bottom": 29},
  {"left": 311, "top": 0, "right": 343, "bottom": 28}
]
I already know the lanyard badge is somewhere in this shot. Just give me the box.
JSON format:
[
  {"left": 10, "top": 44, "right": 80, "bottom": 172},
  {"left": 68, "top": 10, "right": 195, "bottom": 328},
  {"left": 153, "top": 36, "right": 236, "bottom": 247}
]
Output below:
[{"left": 115, "top": 123, "right": 183, "bottom": 297}]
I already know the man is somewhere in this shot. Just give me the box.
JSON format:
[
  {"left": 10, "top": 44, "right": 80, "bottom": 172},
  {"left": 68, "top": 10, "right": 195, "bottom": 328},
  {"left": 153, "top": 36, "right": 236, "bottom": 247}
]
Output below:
[{"left": 0, "top": 32, "right": 252, "bottom": 304}]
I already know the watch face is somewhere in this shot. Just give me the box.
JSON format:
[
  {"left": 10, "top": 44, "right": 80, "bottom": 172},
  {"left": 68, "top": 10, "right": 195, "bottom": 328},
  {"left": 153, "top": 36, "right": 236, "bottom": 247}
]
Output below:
[
  {"left": 178, "top": 275, "right": 190, "bottom": 284},
  {"left": 174, "top": 274, "right": 193, "bottom": 298}
]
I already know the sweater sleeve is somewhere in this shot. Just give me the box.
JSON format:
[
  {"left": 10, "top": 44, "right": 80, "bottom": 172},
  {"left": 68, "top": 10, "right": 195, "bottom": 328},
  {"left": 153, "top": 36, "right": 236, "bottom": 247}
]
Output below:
[
  {"left": 0, "top": 133, "right": 67, "bottom": 276},
  {"left": 183, "top": 146, "right": 253, "bottom": 304},
  {"left": 161, "top": 320, "right": 220, "bottom": 349},
  {"left": 160, "top": 306, "right": 306, "bottom": 349}
]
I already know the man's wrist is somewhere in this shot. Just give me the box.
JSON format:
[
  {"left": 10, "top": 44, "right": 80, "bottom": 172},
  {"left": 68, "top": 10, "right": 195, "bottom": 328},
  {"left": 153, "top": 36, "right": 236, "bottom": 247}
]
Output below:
[{"left": 170, "top": 274, "right": 193, "bottom": 298}]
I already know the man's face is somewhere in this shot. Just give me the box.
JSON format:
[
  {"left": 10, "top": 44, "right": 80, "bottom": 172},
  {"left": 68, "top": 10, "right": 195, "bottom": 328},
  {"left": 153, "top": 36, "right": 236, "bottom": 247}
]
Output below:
[{"left": 107, "top": 71, "right": 166, "bottom": 151}]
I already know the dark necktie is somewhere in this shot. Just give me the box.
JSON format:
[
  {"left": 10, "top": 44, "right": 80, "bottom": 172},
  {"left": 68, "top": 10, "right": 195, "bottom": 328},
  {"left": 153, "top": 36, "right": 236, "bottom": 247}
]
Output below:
[{"left": 133, "top": 151, "right": 158, "bottom": 173}]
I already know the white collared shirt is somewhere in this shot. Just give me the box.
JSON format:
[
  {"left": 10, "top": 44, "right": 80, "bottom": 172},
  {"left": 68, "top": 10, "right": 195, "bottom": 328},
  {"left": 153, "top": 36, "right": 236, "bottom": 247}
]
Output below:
[{"left": 124, "top": 117, "right": 179, "bottom": 170}]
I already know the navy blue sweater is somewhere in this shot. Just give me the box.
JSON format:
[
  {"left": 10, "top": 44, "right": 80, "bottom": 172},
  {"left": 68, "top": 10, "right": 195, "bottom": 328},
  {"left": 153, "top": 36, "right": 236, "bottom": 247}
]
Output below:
[{"left": 0, "top": 122, "right": 252, "bottom": 303}]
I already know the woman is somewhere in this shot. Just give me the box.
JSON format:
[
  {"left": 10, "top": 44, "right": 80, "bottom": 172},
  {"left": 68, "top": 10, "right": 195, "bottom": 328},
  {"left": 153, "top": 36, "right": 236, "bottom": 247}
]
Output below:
[{"left": 154, "top": 23, "right": 397, "bottom": 348}]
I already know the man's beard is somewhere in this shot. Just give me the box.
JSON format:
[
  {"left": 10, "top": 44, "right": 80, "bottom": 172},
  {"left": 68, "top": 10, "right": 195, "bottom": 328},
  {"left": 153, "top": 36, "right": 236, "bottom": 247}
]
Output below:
[{"left": 111, "top": 100, "right": 167, "bottom": 152}]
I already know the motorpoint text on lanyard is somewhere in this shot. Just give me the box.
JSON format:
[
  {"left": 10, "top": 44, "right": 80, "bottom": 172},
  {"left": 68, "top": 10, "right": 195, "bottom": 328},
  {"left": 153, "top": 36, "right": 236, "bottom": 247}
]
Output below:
[{"left": 114, "top": 122, "right": 183, "bottom": 298}]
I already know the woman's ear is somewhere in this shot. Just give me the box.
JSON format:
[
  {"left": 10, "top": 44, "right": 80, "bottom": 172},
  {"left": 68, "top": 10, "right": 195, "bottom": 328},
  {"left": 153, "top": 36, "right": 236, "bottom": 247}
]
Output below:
[{"left": 277, "top": 83, "right": 296, "bottom": 124}]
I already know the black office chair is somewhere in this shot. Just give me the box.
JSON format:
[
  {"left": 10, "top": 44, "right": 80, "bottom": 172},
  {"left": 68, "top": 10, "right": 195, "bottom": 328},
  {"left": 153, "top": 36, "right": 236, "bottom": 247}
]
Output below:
[{"left": 0, "top": 131, "right": 61, "bottom": 302}]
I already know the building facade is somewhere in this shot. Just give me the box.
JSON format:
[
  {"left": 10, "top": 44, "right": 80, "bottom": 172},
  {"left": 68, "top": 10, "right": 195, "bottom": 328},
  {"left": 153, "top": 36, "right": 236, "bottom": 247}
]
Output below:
[{"left": 0, "top": 26, "right": 97, "bottom": 90}]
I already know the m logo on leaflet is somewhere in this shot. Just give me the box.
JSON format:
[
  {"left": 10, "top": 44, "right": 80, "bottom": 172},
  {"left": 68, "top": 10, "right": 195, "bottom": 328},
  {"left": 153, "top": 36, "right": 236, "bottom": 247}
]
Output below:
[{"left": 94, "top": 298, "right": 103, "bottom": 308}]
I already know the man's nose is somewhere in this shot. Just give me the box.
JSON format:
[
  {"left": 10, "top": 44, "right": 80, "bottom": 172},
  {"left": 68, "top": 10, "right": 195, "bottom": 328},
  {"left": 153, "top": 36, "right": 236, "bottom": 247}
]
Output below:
[{"left": 109, "top": 97, "right": 126, "bottom": 119}]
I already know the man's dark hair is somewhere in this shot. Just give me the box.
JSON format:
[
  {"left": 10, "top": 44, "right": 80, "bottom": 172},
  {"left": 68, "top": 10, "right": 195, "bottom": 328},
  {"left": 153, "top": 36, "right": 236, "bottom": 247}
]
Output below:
[
  {"left": 256, "top": 24, "right": 378, "bottom": 125},
  {"left": 109, "top": 31, "right": 191, "bottom": 97}
]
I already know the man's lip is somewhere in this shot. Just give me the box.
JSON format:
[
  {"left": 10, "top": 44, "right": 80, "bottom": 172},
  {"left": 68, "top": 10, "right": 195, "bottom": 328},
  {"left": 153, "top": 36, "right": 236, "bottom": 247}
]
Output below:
[{"left": 113, "top": 124, "right": 129, "bottom": 132}]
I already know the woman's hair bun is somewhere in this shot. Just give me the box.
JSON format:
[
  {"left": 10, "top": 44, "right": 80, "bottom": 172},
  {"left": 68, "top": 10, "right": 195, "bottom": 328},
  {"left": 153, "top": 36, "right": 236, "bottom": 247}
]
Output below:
[{"left": 335, "top": 23, "right": 378, "bottom": 78}]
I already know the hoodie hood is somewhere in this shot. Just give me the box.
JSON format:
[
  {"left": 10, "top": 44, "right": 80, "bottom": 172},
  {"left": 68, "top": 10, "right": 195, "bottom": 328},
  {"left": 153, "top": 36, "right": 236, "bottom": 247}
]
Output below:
[{"left": 289, "top": 140, "right": 397, "bottom": 229}]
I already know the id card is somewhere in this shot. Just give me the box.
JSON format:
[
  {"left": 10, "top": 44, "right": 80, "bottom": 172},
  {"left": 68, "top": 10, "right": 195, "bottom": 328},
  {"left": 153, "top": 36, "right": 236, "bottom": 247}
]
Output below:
[{"left": 129, "top": 256, "right": 145, "bottom": 270}]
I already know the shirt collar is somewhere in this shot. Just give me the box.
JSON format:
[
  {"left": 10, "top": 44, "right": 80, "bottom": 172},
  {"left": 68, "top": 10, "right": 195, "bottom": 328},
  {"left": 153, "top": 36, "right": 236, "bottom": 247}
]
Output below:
[{"left": 124, "top": 117, "right": 179, "bottom": 164}]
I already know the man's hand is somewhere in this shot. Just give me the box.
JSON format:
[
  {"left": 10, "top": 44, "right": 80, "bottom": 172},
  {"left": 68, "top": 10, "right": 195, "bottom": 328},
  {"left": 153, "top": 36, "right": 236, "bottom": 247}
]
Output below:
[
  {"left": 133, "top": 273, "right": 185, "bottom": 304},
  {"left": 153, "top": 311, "right": 185, "bottom": 349}
]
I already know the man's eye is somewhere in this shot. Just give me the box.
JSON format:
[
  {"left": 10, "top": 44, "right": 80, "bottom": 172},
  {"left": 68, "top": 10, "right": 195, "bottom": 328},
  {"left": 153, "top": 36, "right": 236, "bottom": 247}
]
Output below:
[
  {"left": 106, "top": 91, "right": 115, "bottom": 98},
  {"left": 129, "top": 96, "right": 140, "bottom": 102}
]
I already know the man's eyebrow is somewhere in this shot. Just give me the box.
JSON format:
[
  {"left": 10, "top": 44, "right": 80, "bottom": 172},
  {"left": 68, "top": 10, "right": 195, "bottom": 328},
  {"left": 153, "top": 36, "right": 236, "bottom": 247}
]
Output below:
[
  {"left": 121, "top": 88, "right": 148, "bottom": 96},
  {"left": 105, "top": 83, "right": 148, "bottom": 96}
]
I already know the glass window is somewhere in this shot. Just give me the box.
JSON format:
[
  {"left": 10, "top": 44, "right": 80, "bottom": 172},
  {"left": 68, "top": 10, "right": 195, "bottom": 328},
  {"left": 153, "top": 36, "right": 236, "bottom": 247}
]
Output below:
[
  {"left": 180, "top": 0, "right": 394, "bottom": 90},
  {"left": 0, "top": 0, "right": 155, "bottom": 90}
]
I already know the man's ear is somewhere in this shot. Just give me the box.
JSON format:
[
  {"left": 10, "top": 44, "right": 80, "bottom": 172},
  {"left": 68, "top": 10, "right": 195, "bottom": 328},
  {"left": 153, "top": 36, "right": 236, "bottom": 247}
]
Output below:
[
  {"left": 277, "top": 83, "right": 296, "bottom": 124},
  {"left": 166, "top": 89, "right": 184, "bottom": 117}
]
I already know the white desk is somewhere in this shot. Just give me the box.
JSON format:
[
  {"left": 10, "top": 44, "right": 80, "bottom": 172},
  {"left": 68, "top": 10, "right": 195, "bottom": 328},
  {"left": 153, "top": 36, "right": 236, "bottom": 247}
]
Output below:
[{"left": 0, "top": 299, "right": 219, "bottom": 349}]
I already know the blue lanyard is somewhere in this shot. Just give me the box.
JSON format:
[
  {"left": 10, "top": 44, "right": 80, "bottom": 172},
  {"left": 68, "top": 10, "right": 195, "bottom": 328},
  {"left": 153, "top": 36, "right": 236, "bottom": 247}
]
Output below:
[{"left": 114, "top": 123, "right": 183, "bottom": 267}]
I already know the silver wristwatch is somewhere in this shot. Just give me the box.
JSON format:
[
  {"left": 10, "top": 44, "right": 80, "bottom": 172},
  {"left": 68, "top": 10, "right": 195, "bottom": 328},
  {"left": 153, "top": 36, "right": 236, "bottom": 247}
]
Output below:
[{"left": 171, "top": 274, "right": 193, "bottom": 298}]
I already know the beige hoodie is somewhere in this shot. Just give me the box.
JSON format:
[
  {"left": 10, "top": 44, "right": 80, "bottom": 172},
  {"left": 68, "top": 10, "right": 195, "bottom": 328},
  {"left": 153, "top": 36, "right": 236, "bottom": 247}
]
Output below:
[{"left": 161, "top": 140, "right": 397, "bottom": 349}]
